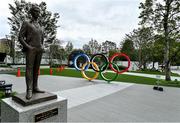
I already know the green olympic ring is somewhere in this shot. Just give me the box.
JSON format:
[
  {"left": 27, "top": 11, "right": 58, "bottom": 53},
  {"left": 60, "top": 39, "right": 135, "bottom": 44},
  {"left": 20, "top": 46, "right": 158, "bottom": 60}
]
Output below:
[{"left": 99, "top": 62, "right": 119, "bottom": 83}]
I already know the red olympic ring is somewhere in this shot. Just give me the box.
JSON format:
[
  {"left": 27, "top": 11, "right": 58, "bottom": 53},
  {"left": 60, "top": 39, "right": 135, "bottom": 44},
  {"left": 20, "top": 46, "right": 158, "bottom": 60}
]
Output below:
[{"left": 109, "top": 53, "right": 131, "bottom": 74}]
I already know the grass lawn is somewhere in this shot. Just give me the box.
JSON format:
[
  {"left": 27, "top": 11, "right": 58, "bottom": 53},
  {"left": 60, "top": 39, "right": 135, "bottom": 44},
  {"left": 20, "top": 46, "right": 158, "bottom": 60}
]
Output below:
[
  {"left": 130, "top": 70, "right": 180, "bottom": 77},
  {"left": 17, "top": 68, "right": 180, "bottom": 88}
]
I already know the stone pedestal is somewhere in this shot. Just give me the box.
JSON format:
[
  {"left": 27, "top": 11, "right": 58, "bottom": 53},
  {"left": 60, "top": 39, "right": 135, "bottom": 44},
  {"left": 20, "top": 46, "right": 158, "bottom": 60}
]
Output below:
[{"left": 1, "top": 96, "right": 67, "bottom": 122}]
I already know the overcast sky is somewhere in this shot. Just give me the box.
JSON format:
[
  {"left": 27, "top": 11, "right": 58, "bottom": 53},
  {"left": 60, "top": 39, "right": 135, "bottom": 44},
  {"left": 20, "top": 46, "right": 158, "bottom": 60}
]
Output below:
[{"left": 0, "top": 0, "right": 142, "bottom": 48}]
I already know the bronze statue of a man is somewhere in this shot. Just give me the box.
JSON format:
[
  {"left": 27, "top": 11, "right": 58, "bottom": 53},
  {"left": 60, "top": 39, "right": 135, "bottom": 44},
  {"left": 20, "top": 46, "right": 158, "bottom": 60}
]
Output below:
[{"left": 19, "top": 4, "right": 45, "bottom": 100}]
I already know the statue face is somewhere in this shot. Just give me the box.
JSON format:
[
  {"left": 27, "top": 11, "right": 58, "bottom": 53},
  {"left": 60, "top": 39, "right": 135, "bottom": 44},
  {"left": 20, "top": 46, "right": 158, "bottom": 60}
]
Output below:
[
  {"left": 30, "top": 5, "right": 40, "bottom": 19},
  {"left": 31, "top": 9, "right": 40, "bottom": 19}
]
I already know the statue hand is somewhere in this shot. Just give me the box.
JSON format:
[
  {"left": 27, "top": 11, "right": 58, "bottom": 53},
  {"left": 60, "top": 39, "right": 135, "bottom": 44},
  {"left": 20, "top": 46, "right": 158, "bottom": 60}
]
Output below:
[{"left": 28, "top": 46, "right": 36, "bottom": 51}]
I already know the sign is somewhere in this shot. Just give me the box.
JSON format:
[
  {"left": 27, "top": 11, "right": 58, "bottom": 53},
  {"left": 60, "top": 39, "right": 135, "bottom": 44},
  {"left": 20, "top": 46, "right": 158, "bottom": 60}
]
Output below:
[{"left": 35, "top": 108, "right": 58, "bottom": 122}]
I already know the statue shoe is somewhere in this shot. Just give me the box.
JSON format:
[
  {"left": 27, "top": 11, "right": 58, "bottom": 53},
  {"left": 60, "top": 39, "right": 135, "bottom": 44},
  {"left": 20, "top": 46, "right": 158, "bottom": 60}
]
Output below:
[
  {"left": 26, "top": 90, "right": 33, "bottom": 100},
  {"left": 33, "top": 88, "right": 45, "bottom": 93}
]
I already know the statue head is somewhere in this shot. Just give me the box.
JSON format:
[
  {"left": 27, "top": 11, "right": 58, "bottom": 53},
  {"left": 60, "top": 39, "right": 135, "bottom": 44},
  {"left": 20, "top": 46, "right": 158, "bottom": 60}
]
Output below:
[{"left": 30, "top": 4, "right": 40, "bottom": 19}]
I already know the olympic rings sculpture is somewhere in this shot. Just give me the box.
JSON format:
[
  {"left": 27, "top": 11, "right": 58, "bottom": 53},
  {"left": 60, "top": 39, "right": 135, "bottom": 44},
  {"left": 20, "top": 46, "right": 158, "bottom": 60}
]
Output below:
[{"left": 73, "top": 52, "right": 131, "bottom": 83}]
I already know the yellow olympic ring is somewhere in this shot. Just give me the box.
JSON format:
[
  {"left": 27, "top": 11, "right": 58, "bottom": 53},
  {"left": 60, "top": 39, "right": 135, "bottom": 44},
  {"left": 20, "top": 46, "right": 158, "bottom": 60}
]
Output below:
[{"left": 81, "top": 62, "right": 99, "bottom": 81}]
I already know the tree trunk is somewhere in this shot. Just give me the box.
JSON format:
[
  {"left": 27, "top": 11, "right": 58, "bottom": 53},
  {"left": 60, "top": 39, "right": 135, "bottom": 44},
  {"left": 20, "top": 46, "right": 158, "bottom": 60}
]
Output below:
[
  {"left": 164, "top": 39, "right": 171, "bottom": 81},
  {"left": 152, "top": 61, "right": 155, "bottom": 70},
  {"left": 143, "top": 63, "right": 147, "bottom": 70},
  {"left": 49, "top": 51, "right": 52, "bottom": 67},
  {"left": 12, "top": 41, "right": 15, "bottom": 64},
  {"left": 12, "top": 51, "right": 15, "bottom": 64},
  {"left": 164, "top": 0, "right": 171, "bottom": 81}
]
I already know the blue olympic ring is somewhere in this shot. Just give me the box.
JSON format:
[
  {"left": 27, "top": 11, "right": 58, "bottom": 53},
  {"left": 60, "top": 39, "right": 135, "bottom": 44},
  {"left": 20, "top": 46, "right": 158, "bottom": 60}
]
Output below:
[{"left": 73, "top": 53, "right": 90, "bottom": 71}]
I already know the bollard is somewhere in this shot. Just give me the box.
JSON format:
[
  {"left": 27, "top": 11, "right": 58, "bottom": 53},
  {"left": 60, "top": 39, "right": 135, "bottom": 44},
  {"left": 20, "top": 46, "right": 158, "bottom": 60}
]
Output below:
[
  {"left": 16, "top": 68, "right": 21, "bottom": 77},
  {"left": 59, "top": 66, "right": 62, "bottom": 72},
  {"left": 50, "top": 68, "right": 53, "bottom": 75}
]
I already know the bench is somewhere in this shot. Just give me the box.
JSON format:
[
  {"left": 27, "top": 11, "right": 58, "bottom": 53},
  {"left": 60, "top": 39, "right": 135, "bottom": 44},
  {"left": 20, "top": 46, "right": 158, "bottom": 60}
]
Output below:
[{"left": 0, "top": 80, "right": 13, "bottom": 97}]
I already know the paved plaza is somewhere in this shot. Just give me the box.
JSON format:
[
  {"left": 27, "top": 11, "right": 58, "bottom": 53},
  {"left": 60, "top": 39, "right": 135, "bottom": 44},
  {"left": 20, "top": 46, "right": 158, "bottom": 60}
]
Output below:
[{"left": 0, "top": 74, "right": 180, "bottom": 122}]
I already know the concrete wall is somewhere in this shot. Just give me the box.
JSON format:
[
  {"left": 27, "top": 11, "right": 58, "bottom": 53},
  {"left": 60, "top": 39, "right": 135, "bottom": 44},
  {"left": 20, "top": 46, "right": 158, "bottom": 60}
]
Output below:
[
  {"left": 5, "top": 55, "right": 67, "bottom": 65},
  {"left": 116, "top": 61, "right": 159, "bottom": 71}
]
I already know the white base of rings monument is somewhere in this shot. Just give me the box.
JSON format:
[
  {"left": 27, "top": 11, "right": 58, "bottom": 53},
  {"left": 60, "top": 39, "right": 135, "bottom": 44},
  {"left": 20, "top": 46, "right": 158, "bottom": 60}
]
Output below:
[{"left": 1, "top": 95, "right": 67, "bottom": 122}]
